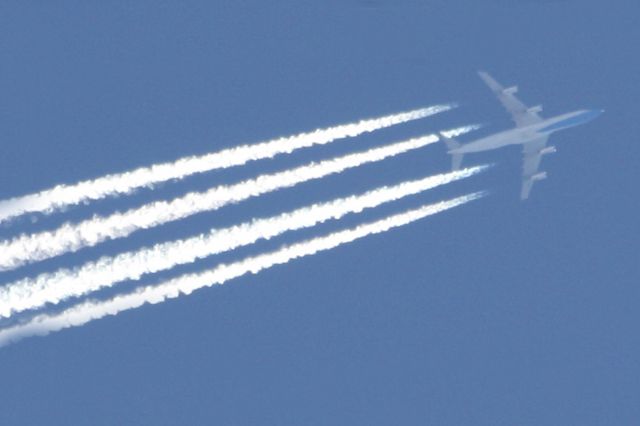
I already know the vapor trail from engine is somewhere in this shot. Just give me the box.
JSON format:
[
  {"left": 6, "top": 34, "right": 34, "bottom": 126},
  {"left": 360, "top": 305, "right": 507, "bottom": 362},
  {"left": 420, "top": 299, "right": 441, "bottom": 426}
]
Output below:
[
  {"left": 0, "top": 192, "right": 486, "bottom": 346},
  {"left": 0, "top": 166, "right": 488, "bottom": 318},
  {"left": 0, "top": 125, "right": 478, "bottom": 271},
  {"left": 0, "top": 105, "right": 453, "bottom": 225}
]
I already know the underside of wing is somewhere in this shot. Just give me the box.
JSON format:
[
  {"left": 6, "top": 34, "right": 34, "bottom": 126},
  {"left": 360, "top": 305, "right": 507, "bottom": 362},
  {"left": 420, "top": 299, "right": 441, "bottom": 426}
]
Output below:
[
  {"left": 521, "top": 136, "right": 551, "bottom": 200},
  {"left": 478, "top": 71, "right": 543, "bottom": 128}
]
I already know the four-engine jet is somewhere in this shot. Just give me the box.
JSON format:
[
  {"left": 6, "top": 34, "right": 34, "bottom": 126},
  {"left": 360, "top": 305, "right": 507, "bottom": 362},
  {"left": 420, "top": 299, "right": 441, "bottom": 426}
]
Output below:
[{"left": 442, "top": 71, "right": 603, "bottom": 199}]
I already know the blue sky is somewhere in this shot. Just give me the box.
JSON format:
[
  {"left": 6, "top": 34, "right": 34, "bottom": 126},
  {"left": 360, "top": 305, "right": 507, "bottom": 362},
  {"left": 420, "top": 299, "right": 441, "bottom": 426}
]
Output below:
[{"left": 0, "top": 1, "right": 638, "bottom": 425}]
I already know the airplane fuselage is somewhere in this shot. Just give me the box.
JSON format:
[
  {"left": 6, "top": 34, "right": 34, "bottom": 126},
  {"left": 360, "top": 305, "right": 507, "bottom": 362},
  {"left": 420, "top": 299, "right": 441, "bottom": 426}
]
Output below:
[{"left": 450, "top": 109, "right": 603, "bottom": 154}]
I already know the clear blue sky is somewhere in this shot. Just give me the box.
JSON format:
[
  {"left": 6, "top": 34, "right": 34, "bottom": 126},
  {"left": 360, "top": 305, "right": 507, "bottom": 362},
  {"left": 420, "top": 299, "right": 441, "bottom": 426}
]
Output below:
[{"left": 1, "top": 1, "right": 638, "bottom": 425}]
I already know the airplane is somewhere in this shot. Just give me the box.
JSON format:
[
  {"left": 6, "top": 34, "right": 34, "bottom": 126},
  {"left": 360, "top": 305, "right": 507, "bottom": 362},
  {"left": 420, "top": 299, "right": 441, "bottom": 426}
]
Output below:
[{"left": 442, "top": 71, "right": 603, "bottom": 199}]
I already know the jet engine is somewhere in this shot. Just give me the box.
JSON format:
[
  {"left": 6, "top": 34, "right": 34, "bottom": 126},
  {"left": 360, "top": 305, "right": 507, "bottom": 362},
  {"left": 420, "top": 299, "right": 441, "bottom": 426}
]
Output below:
[
  {"left": 539, "top": 146, "right": 556, "bottom": 155},
  {"left": 531, "top": 172, "right": 547, "bottom": 182}
]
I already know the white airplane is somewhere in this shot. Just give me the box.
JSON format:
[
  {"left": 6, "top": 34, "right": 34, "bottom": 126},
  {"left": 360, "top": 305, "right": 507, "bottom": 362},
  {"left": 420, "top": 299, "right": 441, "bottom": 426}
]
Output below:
[{"left": 442, "top": 71, "right": 603, "bottom": 199}]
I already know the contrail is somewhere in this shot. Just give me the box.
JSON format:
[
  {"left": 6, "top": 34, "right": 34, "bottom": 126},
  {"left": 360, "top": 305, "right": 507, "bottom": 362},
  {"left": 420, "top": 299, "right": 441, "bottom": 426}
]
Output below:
[
  {"left": 0, "top": 192, "right": 486, "bottom": 346},
  {"left": 0, "top": 125, "right": 478, "bottom": 271},
  {"left": 0, "top": 105, "right": 453, "bottom": 225},
  {"left": 0, "top": 166, "right": 488, "bottom": 318}
]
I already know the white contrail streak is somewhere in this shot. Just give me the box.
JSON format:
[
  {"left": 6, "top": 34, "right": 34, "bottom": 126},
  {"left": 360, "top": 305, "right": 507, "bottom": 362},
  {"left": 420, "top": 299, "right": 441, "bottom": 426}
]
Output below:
[
  {"left": 0, "top": 192, "right": 486, "bottom": 346},
  {"left": 0, "top": 166, "right": 488, "bottom": 318},
  {"left": 0, "top": 105, "right": 453, "bottom": 225},
  {"left": 0, "top": 125, "right": 478, "bottom": 271}
]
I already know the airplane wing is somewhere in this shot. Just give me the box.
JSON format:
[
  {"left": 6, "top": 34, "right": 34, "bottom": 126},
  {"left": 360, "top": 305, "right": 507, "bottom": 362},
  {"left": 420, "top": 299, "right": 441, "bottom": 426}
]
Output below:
[
  {"left": 478, "top": 71, "right": 543, "bottom": 128},
  {"left": 521, "top": 136, "right": 550, "bottom": 200}
]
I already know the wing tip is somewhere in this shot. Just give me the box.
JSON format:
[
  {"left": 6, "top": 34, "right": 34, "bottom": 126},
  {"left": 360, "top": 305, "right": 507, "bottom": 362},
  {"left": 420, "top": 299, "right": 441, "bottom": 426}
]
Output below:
[
  {"left": 477, "top": 70, "right": 503, "bottom": 93},
  {"left": 477, "top": 70, "right": 491, "bottom": 80}
]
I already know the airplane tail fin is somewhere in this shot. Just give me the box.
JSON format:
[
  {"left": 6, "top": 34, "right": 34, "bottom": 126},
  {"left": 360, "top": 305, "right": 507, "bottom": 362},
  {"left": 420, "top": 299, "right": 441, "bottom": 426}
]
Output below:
[{"left": 440, "top": 133, "right": 463, "bottom": 171}]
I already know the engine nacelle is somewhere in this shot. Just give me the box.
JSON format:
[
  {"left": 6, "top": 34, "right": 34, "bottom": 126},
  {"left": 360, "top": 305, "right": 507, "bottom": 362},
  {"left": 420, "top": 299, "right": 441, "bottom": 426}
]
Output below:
[
  {"left": 527, "top": 105, "right": 543, "bottom": 114},
  {"left": 503, "top": 86, "right": 518, "bottom": 95},
  {"left": 539, "top": 146, "right": 556, "bottom": 156},
  {"left": 531, "top": 172, "right": 548, "bottom": 182}
]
